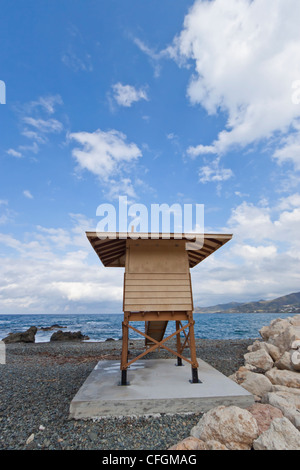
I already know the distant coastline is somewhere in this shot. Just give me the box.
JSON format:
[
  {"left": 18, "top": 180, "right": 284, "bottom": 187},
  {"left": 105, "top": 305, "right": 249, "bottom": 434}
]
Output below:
[{"left": 195, "top": 291, "right": 300, "bottom": 314}]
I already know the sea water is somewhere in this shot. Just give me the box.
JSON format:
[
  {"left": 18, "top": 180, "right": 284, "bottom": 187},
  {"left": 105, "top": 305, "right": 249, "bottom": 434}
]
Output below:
[{"left": 0, "top": 312, "right": 293, "bottom": 343}]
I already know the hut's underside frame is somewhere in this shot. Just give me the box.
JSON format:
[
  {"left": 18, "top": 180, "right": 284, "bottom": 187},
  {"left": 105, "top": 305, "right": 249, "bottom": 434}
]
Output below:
[{"left": 121, "top": 311, "right": 200, "bottom": 385}]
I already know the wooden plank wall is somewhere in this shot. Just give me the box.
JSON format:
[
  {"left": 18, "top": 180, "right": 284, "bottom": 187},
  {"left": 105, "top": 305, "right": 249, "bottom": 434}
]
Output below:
[{"left": 123, "top": 240, "right": 193, "bottom": 312}]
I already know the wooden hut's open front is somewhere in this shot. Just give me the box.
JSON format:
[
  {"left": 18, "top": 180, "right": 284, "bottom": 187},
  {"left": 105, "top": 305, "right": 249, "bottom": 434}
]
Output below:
[{"left": 86, "top": 232, "right": 232, "bottom": 385}]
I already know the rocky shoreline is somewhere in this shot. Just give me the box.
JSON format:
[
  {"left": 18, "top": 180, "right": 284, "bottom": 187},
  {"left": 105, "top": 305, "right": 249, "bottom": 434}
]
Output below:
[
  {"left": 170, "top": 314, "right": 300, "bottom": 450},
  {"left": 1, "top": 315, "right": 300, "bottom": 450},
  {"left": 0, "top": 337, "right": 252, "bottom": 450}
]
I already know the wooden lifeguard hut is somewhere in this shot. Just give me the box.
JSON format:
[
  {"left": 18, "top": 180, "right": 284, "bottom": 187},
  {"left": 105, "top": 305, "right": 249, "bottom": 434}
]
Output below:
[{"left": 86, "top": 232, "right": 232, "bottom": 385}]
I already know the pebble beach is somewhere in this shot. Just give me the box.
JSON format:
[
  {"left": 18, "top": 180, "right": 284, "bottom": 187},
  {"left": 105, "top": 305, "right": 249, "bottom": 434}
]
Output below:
[{"left": 0, "top": 338, "right": 254, "bottom": 450}]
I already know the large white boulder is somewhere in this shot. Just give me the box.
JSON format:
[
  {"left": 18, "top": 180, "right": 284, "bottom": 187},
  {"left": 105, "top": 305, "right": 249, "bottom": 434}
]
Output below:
[
  {"left": 262, "top": 391, "right": 300, "bottom": 430},
  {"left": 244, "top": 349, "right": 274, "bottom": 372},
  {"left": 169, "top": 436, "right": 208, "bottom": 450},
  {"left": 246, "top": 403, "right": 283, "bottom": 434},
  {"left": 265, "top": 368, "right": 300, "bottom": 388},
  {"left": 275, "top": 351, "right": 294, "bottom": 371},
  {"left": 230, "top": 366, "right": 273, "bottom": 398},
  {"left": 247, "top": 340, "right": 282, "bottom": 362},
  {"left": 191, "top": 405, "right": 259, "bottom": 450},
  {"left": 290, "top": 315, "right": 300, "bottom": 327},
  {"left": 259, "top": 319, "right": 291, "bottom": 342},
  {"left": 253, "top": 417, "right": 300, "bottom": 450},
  {"left": 270, "top": 325, "right": 300, "bottom": 353}
]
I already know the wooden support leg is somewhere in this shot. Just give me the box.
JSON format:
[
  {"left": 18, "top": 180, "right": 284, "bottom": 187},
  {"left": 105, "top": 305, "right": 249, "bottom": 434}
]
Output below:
[
  {"left": 176, "top": 321, "right": 182, "bottom": 366},
  {"left": 188, "top": 312, "right": 201, "bottom": 383},
  {"left": 120, "top": 313, "right": 129, "bottom": 385}
]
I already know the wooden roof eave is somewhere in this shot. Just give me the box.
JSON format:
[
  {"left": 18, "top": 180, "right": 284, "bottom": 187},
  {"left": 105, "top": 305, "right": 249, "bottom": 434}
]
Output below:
[{"left": 85, "top": 232, "right": 233, "bottom": 268}]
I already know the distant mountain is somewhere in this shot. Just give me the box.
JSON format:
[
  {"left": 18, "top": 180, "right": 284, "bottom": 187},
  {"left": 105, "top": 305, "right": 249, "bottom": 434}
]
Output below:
[
  {"left": 195, "top": 292, "right": 300, "bottom": 314},
  {"left": 194, "top": 301, "right": 244, "bottom": 314}
]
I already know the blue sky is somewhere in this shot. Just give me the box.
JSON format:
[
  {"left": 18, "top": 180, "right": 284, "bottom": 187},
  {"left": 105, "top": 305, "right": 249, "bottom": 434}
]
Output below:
[{"left": 1, "top": 0, "right": 300, "bottom": 314}]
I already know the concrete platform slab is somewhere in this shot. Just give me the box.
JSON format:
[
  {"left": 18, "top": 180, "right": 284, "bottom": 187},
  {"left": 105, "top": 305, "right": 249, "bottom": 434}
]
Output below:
[{"left": 69, "top": 359, "right": 254, "bottom": 419}]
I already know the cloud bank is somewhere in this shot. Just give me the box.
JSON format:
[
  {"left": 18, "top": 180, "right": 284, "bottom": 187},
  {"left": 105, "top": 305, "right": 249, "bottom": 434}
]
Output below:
[{"left": 170, "top": 0, "right": 300, "bottom": 171}]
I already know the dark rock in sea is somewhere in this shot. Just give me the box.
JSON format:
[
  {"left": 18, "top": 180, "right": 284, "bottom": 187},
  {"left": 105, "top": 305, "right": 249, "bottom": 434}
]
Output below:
[
  {"left": 39, "top": 324, "right": 66, "bottom": 331},
  {"left": 2, "top": 326, "right": 38, "bottom": 344},
  {"left": 105, "top": 338, "right": 115, "bottom": 342},
  {"left": 50, "top": 330, "right": 89, "bottom": 342}
]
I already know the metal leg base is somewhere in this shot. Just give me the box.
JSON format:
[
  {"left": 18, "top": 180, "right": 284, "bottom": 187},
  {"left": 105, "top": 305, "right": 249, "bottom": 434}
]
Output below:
[
  {"left": 189, "top": 367, "right": 201, "bottom": 384},
  {"left": 119, "top": 369, "right": 129, "bottom": 386}
]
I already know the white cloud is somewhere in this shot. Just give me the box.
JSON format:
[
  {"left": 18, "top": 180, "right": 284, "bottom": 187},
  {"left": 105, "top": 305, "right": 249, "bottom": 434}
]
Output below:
[
  {"left": 69, "top": 128, "right": 142, "bottom": 181},
  {"left": 226, "top": 197, "right": 300, "bottom": 248},
  {"left": 187, "top": 144, "right": 218, "bottom": 158},
  {"left": 133, "top": 37, "right": 166, "bottom": 77},
  {"left": 273, "top": 128, "right": 300, "bottom": 170},
  {"left": 8, "top": 94, "right": 64, "bottom": 158},
  {"left": 27, "top": 95, "right": 63, "bottom": 115},
  {"left": 6, "top": 149, "right": 22, "bottom": 158},
  {"left": 61, "top": 24, "right": 93, "bottom": 73},
  {"left": 0, "top": 247, "right": 123, "bottom": 313},
  {"left": 191, "top": 193, "right": 300, "bottom": 306},
  {"left": 112, "top": 83, "right": 149, "bottom": 107},
  {"left": 0, "top": 214, "right": 124, "bottom": 314},
  {"left": 36, "top": 213, "right": 96, "bottom": 250},
  {"left": 23, "top": 117, "right": 63, "bottom": 134},
  {"left": 235, "top": 191, "right": 249, "bottom": 198},
  {"left": 35, "top": 95, "right": 63, "bottom": 114},
  {"left": 107, "top": 177, "right": 137, "bottom": 202},
  {"left": 61, "top": 49, "right": 93, "bottom": 72},
  {"left": 277, "top": 193, "right": 300, "bottom": 211},
  {"left": 233, "top": 244, "right": 278, "bottom": 261},
  {"left": 36, "top": 226, "right": 71, "bottom": 249},
  {"left": 0, "top": 200, "right": 14, "bottom": 225},
  {"left": 226, "top": 201, "right": 273, "bottom": 242},
  {"left": 0, "top": 200, "right": 17, "bottom": 227},
  {"left": 199, "top": 158, "right": 233, "bottom": 183},
  {"left": 23, "top": 190, "right": 34, "bottom": 199},
  {"left": 19, "top": 141, "right": 39, "bottom": 154},
  {"left": 21, "top": 130, "right": 47, "bottom": 143},
  {"left": 52, "top": 281, "right": 122, "bottom": 302},
  {"left": 170, "top": 0, "right": 300, "bottom": 166}
]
